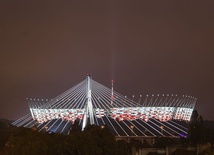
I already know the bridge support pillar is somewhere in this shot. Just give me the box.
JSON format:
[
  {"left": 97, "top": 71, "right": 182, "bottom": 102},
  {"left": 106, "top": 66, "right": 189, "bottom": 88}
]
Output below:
[{"left": 82, "top": 75, "right": 94, "bottom": 131}]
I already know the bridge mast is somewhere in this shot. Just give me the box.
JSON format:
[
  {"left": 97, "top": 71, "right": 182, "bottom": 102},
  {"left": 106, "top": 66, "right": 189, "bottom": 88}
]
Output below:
[{"left": 82, "top": 75, "right": 94, "bottom": 130}]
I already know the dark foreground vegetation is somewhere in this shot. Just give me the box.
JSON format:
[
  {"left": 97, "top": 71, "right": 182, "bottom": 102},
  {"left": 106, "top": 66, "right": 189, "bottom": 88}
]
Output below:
[
  {"left": 0, "top": 110, "right": 214, "bottom": 155},
  {"left": 0, "top": 121, "right": 130, "bottom": 155}
]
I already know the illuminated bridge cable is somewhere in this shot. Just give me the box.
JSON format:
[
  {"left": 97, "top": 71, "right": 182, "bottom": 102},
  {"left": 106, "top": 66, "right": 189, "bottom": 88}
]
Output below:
[
  {"left": 151, "top": 119, "right": 178, "bottom": 137},
  {"left": 165, "top": 121, "right": 187, "bottom": 134},
  {"left": 92, "top": 86, "right": 121, "bottom": 135},
  {"left": 135, "top": 119, "right": 156, "bottom": 136},
  {"left": 169, "top": 121, "right": 188, "bottom": 131},
  {"left": 12, "top": 114, "right": 30, "bottom": 126},
  {"left": 92, "top": 85, "right": 123, "bottom": 135}
]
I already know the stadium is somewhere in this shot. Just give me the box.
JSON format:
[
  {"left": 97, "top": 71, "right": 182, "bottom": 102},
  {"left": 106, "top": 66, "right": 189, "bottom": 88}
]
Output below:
[{"left": 13, "top": 75, "right": 196, "bottom": 138}]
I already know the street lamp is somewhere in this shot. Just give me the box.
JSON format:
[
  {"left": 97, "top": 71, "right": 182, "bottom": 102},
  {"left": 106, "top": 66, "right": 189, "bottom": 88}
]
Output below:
[
  {"left": 45, "top": 126, "right": 48, "bottom": 132},
  {"left": 160, "top": 126, "right": 164, "bottom": 136},
  {"left": 130, "top": 125, "right": 134, "bottom": 136}
]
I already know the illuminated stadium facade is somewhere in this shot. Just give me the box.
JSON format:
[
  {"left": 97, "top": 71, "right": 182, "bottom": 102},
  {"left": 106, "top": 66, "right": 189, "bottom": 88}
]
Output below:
[{"left": 13, "top": 75, "right": 196, "bottom": 137}]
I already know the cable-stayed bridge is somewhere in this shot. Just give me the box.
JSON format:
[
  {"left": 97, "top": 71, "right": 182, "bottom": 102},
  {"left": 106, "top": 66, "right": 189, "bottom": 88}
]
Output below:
[{"left": 13, "top": 75, "right": 196, "bottom": 137}]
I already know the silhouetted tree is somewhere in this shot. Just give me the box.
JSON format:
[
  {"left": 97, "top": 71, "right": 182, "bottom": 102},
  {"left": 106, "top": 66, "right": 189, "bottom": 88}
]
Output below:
[{"left": 188, "top": 110, "right": 203, "bottom": 144}]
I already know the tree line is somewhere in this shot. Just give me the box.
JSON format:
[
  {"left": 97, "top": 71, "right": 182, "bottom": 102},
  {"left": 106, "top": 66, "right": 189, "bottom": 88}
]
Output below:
[{"left": 0, "top": 122, "right": 130, "bottom": 155}]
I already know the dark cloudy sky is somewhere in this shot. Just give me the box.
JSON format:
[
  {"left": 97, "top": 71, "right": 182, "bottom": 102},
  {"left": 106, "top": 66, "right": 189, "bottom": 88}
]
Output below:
[{"left": 0, "top": 0, "right": 214, "bottom": 120}]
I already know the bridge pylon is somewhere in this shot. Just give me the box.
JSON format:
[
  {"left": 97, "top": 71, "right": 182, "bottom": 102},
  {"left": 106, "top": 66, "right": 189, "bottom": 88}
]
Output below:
[{"left": 82, "top": 75, "right": 94, "bottom": 130}]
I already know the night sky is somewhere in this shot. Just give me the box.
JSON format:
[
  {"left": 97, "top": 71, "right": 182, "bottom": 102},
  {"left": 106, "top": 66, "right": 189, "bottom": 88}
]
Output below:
[{"left": 0, "top": 0, "right": 214, "bottom": 120}]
